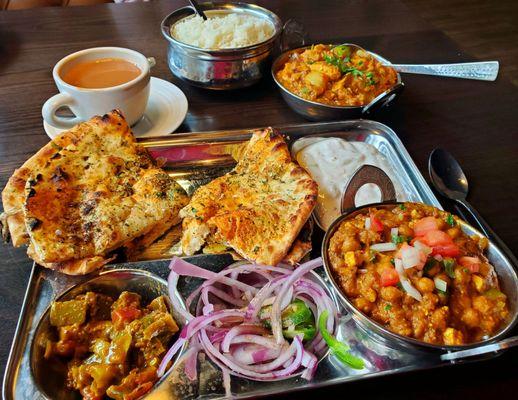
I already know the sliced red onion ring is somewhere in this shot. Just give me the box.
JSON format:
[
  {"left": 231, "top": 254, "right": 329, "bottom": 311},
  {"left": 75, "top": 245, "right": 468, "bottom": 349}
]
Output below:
[
  {"left": 185, "top": 264, "right": 290, "bottom": 310},
  {"left": 163, "top": 257, "right": 338, "bottom": 385},
  {"left": 271, "top": 258, "right": 323, "bottom": 344},
  {"left": 158, "top": 310, "right": 244, "bottom": 377},
  {"left": 231, "top": 344, "right": 281, "bottom": 365},
  {"left": 167, "top": 270, "right": 194, "bottom": 322},
  {"left": 221, "top": 324, "right": 270, "bottom": 353},
  {"left": 244, "top": 276, "right": 287, "bottom": 321}
]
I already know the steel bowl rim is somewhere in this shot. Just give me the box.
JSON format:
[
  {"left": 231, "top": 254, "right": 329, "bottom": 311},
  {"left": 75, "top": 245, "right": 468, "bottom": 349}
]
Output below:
[
  {"left": 271, "top": 44, "right": 403, "bottom": 111},
  {"left": 160, "top": 2, "right": 282, "bottom": 56},
  {"left": 29, "top": 268, "right": 189, "bottom": 400},
  {"left": 321, "top": 200, "right": 518, "bottom": 352}
]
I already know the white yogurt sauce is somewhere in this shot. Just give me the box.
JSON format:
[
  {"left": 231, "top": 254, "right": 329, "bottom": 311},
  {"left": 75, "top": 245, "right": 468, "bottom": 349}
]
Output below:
[{"left": 293, "top": 137, "right": 406, "bottom": 229}]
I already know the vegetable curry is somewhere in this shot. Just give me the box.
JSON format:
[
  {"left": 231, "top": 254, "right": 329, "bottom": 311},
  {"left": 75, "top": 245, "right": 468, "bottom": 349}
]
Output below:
[
  {"left": 327, "top": 202, "right": 509, "bottom": 345},
  {"left": 275, "top": 44, "right": 398, "bottom": 107},
  {"left": 44, "top": 291, "right": 179, "bottom": 400}
]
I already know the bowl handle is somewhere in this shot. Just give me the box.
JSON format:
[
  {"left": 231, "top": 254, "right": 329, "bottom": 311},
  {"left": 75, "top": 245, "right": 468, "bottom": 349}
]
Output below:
[
  {"left": 441, "top": 335, "right": 518, "bottom": 362},
  {"left": 362, "top": 82, "right": 404, "bottom": 115},
  {"left": 280, "top": 19, "right": 307, "bottom": 52},
  {"left": 341, "top": 165, "right": 397, "bottom": 213}
]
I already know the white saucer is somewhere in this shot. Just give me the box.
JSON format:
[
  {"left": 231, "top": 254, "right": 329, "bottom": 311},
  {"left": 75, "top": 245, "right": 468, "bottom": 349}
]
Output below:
[{"left": 43, "top": 77, "right": 188, "bottom": 140}]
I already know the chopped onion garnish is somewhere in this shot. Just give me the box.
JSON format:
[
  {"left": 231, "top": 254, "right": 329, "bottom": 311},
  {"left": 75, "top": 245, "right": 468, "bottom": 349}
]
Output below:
[
  {"left": 434, "top": 254, "right": 444, "bottom": 262},
  {"left": 160, "top": 257, "right": 340, "bottom": 385},
  {"left": 390, "top": 227, "right": 399, "bottom": 237},
  {"left": 413, "top": 240, "right": 432, "bottom": 256},
  {"left": 434, "top": 277, "right": 447, "bottom": 292},
  {"left": 400, "top": 245, "right": 421, "bottom": 269},
  {"left": 401, "top": 280, "right": 423, "bottom": 301},
  {"left": 365, "top": 217, "right": 371, "bottom": 230},
  {"left": 395, "top": 259, "right": 423, "bottom": 301},
  {"left": 370, "top": 242, "right": 397, "bottom": 252}
]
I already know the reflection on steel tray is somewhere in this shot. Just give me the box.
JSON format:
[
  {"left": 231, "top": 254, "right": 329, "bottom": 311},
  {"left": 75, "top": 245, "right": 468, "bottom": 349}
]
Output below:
[{"left": 3, "top": 120, "right": 503, "bottom": 400}]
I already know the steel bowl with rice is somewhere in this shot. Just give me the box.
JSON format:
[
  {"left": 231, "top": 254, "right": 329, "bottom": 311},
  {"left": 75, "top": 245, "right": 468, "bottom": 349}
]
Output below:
[{"left": 161, "top": 2, "right": 282, "bottom": 90}]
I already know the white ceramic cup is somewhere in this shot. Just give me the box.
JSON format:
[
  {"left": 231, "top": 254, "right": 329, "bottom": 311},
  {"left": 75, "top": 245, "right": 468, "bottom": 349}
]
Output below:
[{"left": 42, "top": 47, "right": 156, "bottom": 129}]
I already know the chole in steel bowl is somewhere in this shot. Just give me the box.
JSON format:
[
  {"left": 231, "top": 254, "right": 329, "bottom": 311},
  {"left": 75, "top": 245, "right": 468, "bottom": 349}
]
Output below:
[
  {"left": 161, "top": 2, "right": 282, "bottom": 90},
  {"left": 272, "top": 44, "right": 404, "bottom": 121},
  {"left": 322, "top": 201, "right": 518, "bottom": 353}
]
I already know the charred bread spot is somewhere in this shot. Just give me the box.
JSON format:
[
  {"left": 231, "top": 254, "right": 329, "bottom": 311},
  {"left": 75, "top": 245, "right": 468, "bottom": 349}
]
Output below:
[
  {"left": 26, "top": 187, "right": 37, "bottom": 199},
  {"left": 27, "top": 217, "right": 41, "bottom": 231},
  {"left": 271, "top": 142, "right": 285, "bottom": 154},
  {"left": 290, "top": 166, "right": 306, "bottom": 177},
  {"left": 80, "top": 199, "right": 97, "bottom": 216},
  {"left": 82, "top": 221, "right": 94, "bottom": 242},
  {"left": 92, "top": 191, "right": 105, "bottom": 199},
  {"left": 51, "top": 166, "right": 68, "bottom": 183},
  {"left": 101, "top": 113, "right": 112, "bottom": 122}
]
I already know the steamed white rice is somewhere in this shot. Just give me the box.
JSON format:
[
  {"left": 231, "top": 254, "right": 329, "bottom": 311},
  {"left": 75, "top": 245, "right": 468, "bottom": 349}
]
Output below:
[{"left": 171, "top": 13, "right": 274, "bottom": 49}]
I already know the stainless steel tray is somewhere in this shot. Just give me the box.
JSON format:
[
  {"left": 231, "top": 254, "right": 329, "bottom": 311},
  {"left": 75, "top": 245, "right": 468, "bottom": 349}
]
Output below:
[{"left": 3, "top": 120, "right": 496, "bottom": 400}]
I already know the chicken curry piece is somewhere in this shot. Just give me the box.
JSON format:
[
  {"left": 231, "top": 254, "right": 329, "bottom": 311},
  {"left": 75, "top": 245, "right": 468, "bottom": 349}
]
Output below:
[
  {"left": 327, "top": 202, "right": 509, "bottom": 345},
  {"left": 44, "top": 291, "right": 179, "bottom": 400},
  {"left": 275, "top": 44, "right": 398, "bottom": 106}
]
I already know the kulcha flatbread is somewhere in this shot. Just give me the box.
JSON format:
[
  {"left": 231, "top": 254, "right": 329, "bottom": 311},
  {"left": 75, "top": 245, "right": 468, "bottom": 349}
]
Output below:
[
  {"left": 180, "top": 128, "right": 318, "bottom": 266},
  {"left": 1, "top": 110, "right": 188, "bottom": 275}
]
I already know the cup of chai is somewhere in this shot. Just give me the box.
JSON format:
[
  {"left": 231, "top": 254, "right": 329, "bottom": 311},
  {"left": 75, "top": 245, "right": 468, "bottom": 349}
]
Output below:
[{"left": 42, "top": 47, "right": 156, "bottom": 128}]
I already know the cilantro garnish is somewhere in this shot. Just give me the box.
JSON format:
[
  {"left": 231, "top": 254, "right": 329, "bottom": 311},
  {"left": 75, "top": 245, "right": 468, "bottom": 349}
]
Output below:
[
  {"left": 446, "top": 214, "right": 456, "bottom": 227},
  {"left": 443, "top": 258, "right": 456, "bottom": 279},
  {"left": 391, "top": 235, "right": 408, "bottom": 244}
]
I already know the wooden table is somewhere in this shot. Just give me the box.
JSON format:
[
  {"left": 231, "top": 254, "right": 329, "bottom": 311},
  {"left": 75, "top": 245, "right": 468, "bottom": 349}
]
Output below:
[{"left": 0, "top": 0, "right": 517, "bottom": 398}]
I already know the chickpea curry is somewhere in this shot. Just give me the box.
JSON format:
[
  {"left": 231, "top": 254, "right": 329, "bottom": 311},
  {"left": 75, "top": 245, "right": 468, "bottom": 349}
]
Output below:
[
  {"left": 327, "top": 202, "right": 509, "bottom": 346},
  {"left": 275, "top": 44, "right": 398, "bottom": 107},
  {"left": 44, "top": 291, "right": 179, "bottom": 400}
]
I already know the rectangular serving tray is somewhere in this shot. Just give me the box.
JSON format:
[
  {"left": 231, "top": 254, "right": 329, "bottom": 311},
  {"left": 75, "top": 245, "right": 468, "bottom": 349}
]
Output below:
[{"left": 3, "top": 120, "right": 494, "bottom": 400}]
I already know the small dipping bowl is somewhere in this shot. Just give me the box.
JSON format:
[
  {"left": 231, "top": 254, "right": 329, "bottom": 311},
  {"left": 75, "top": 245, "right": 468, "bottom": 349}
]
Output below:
[
  {"left": 272, "top": 45, "right": 404, "bottom": 121},
  {"left": 161, "top": 2, "right": 282, "bottom": 90},
  {"left": 30, "top": 269, "right": 188, "bottom": 400},
  {"left": 322, "top": 202, "right": 518, "bottom": 352}
]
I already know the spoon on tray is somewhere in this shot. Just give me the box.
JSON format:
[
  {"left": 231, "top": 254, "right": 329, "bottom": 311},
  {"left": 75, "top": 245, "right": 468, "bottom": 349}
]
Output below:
[
  {"left": 341, "top": 43, "right": 499, "bottom": 81},
  {"left": 428, "top": 148, "right": 516, "bottom": 262}
]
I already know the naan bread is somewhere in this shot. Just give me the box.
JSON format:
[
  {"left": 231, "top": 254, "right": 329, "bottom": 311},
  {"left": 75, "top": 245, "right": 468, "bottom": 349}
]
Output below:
[
  {"left": 180, "top": 128, "right": 318, "bottom": 266},
  {"left": 1, "top": 110, "right": 188, "bottom": 274}
]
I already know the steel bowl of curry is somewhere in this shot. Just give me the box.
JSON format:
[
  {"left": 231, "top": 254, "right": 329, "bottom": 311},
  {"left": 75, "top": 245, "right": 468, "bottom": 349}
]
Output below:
[
  {"left": 272, "top": 44, "right": 404, "bottom": 121},
  {"left": 322, "top": 201, "right": 518, "bottom": 351},
  {"left": 30, "top": 269, "right": 187, "bottom": 400}
]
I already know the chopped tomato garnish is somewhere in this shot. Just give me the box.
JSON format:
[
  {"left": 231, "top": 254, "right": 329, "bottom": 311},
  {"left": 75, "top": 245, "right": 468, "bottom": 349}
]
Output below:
[
  {"left": 417, "top": 250, "right": 428, "bottom": 270},
  {"left": 419, "top": 230, "right": 452, "bottom": 246},
  {"left": 414, "top": 217, "right": 438, "bottom": 236},
  {"left": 369, "top": 212, "right": 384, "bottom": 232},
  {"left": 459, "top": 256, "right": 480, "bottom": 273},
  {"left": 431, "top": 244, "right": 460, "bottom": 257},
  {"left": 380, "top": 268, "right": 399, "bottom": 287},
  {"left": 418, "top": 230, "right": 460, "bottom": 257},
  {"left": 112, "top": 306, "right": 141, "bottom": 328}
]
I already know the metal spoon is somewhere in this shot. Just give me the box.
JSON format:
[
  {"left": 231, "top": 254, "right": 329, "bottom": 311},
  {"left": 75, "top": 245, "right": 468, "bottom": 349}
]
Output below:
[
  {"left": 428, "top": 148, "right": 516, "bottom": 261},
  {"left": 189, "top": 0, "right": 207, "bottom": 20},
  {"left": 340, "top": 43, "right": 498, "bottom": 81},
  {"left": 429, "top": 149, "right": 518, "bottom": 362}
]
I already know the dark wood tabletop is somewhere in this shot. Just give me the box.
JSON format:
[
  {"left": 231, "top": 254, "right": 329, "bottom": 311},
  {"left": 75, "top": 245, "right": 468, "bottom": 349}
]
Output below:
[{"left": 0, "top": 0, "right": 517, "bottom": 398}]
